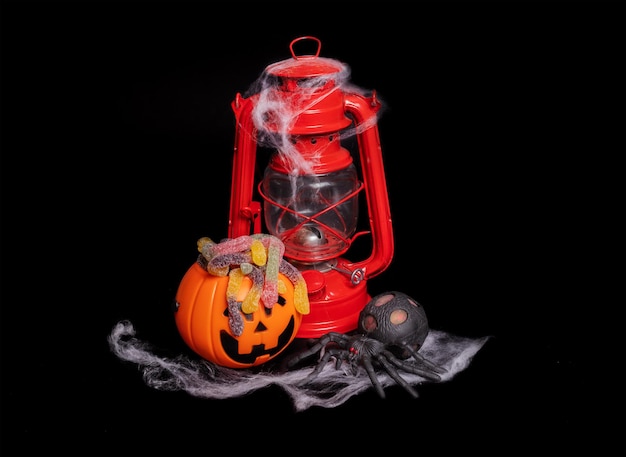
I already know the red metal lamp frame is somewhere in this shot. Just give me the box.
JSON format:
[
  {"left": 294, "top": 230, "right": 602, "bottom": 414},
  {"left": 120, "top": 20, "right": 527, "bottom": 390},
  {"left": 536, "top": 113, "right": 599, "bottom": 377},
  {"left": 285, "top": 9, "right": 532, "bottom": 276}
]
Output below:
[{"left": 228, "top": 37, "right": 394, "bottom": 338}]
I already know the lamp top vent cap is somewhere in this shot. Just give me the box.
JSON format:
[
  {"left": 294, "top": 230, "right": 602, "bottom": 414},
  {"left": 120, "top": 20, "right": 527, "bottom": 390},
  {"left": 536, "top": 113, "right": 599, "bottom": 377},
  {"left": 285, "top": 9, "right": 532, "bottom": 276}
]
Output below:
[{"left": 264, "top": 36, "right": 347, "bottom": 79}]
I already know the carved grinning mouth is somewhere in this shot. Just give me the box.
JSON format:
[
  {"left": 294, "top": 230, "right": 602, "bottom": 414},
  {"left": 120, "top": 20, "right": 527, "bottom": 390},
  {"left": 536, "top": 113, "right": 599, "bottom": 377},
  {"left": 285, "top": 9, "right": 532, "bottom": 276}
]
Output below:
[{"left": 220, "top": 316, "right": 296, "bottom": 365}]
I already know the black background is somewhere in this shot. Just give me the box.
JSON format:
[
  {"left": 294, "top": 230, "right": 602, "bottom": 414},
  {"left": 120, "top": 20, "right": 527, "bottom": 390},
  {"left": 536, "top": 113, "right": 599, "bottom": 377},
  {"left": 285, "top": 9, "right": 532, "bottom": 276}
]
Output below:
[{"left": 1, "top": 1, "right": 624, "bottom": 456}]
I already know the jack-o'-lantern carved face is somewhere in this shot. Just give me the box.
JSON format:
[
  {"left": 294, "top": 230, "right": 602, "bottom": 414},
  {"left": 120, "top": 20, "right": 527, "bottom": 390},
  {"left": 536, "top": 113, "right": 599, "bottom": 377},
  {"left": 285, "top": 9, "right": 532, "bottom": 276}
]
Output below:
[{"left": 174, "top": 262, "right": 303, "bottom": 368}]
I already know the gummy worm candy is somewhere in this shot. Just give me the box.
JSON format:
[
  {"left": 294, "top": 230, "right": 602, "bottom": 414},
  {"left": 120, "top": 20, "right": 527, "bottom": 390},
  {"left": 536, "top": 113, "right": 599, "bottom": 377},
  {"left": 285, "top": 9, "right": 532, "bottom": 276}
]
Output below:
[
  {"left": 277, "top": 279, "right": 287, "bottom": 295},
  {"left": 206, "top": 253, "right": 252, "bottom": 276},
  {"left": 279, "top": 260, "right": 310, "bottom": 315},
  {"left": 196, "top": 235, "right": 310, "bottom": 331},
  {"left": 226, "top": 268, "right": 245, "bottom": 335},
  {"left": 250, "top": 238, "right": 267, "bottom": 266},
  {"left": 253, "top": 233, "right": 285, "bottom": 259},
  {"left": 241, "top": 266, "right": 264, "bottom": 314},
  {"left": 197, "top": 237, "right": 217, "bottom": 262},
  {"left": 211, "top": 236, "right": 255, "bottom": 256},
  {"left": 226, "top": 267, "right": 245, "bottom": 300},
  {"left": 227, "top": 295, "right": 244, "bottom": 337},
  {"left": 261, "top": 236, "right": 282, "bottom": 308}
]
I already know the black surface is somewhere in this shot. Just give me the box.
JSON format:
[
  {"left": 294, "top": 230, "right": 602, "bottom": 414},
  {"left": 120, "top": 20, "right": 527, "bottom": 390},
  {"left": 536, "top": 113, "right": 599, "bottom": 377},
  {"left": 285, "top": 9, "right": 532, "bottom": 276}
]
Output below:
[{"left": 1, "top": 1, "right": 624, "bottom": 456}]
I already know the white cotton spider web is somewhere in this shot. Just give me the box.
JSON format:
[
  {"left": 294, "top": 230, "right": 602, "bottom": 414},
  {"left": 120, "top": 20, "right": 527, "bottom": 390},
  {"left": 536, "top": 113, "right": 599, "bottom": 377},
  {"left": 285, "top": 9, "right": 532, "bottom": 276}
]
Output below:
[{"left": 108, "top": 320, "right": 490, "bottom": 412}]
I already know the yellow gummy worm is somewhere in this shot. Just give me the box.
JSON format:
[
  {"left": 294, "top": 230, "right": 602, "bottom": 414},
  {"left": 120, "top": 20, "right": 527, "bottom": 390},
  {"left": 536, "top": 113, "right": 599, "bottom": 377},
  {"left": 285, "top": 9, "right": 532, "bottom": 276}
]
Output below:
[
  {"left": 293, "top": 279, "right": 310, "bottom": 315},
  {"left": 250, "top": 239, "right": 267, "bottom": 266},
  {"left": 241, "top": 282, "right": 262, "bottom": 314},
  {"left": 227, "top": 268, "right": 244, "bottom": 302},
  {"left": 197, "top": 237, "right": 216, "bottom": 261}
]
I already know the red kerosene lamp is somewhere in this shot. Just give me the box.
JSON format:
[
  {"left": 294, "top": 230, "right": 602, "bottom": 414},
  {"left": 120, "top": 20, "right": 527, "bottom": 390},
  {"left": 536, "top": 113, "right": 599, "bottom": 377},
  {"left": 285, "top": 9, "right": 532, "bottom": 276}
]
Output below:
[{"left": 228, "top": 36, "right": 394, "bottom": 338}]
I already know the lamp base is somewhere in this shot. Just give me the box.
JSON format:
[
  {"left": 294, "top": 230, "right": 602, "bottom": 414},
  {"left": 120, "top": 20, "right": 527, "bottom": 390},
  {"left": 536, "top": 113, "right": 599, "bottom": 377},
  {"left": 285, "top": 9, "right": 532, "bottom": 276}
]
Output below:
[{"left": 297, "top": 266, "right": 370, "bottom": 338}]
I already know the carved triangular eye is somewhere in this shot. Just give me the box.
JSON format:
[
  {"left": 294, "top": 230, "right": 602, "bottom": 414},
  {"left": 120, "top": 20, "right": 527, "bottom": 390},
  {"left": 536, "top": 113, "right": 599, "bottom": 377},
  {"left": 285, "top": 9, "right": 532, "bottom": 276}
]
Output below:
[{"left": 255, "top": 322, "right": 268, "bottom": 332}]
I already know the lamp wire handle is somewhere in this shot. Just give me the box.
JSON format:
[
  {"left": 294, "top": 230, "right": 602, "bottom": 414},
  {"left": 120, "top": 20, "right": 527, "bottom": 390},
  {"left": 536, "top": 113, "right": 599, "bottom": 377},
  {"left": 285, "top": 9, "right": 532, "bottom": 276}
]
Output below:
[{"left": 290, "top": 36, "right": 321, "bottom": 60}]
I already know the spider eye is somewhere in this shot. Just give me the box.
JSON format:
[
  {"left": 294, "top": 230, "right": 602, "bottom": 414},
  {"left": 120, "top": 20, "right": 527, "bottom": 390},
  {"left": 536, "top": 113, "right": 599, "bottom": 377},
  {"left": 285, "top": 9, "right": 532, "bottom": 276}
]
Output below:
[
  {"left": 350, "top": 347, "right": 358, "bottom": 355},
  {"left": 361, "top": 314, "right": 377, "bottom": 332},
  {"left": 390, "top": 309, "right": 408, "bottom": 325}
]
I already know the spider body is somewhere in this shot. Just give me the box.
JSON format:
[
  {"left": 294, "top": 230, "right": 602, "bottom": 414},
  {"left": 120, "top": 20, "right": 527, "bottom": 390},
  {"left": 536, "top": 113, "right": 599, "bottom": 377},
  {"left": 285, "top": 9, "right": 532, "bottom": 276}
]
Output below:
[{"left": 286, "top": 291, "right": 446, "bottom": 399}]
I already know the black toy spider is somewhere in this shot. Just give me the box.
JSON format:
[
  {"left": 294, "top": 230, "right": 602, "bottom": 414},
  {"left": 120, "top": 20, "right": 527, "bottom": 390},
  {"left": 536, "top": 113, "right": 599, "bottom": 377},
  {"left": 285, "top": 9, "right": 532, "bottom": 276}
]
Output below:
[{"left": 285, "top": 291, "right": 447, "bottom": 399}]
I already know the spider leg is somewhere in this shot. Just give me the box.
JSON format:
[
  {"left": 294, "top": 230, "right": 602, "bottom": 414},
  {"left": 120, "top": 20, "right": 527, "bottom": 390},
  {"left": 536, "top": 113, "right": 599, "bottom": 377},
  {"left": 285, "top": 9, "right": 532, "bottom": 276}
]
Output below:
[
  {"left": 376, "top": 354, "right": 419, "bottom": 399},
  {"left": 383, "top": 349, "right": 444, "bottom": 382},
  {"left": 361, "top": 356, "right": 387, "bottom": 399},
  {"left": 285, "top": 336, "right": 330, "bottom": 368},
  {"left": 285, "top": 332, "right": 350, "bottom": 369},
  {"left": 404, "top": 345, "right": 448, "bottom": 375},
  {"left": 329, "top": 348, "right": 346, "bottom": 371},
  {"left": 301, "top": 348, "right": 335, "bottom": 383}
]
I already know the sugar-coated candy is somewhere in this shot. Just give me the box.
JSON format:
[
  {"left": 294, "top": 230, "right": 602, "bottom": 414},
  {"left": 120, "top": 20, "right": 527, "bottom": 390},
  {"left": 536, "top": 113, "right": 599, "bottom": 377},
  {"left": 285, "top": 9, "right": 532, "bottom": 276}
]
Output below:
[
  {"left": 227, "top": 268, "right": 244, "bottom": 301},
  {"left": 261, "top": 281, "right": 278, "bottom": 309},
  {"left": 278, "top": 259, "right": 301, "bottom": 284},
  {"left": 293, "top": 278, "right": 310, "bottom": 315},
  {"left": 207, "top": 253, "right": 251, "bottom": 276},
  {"left": 241, "top": 267, "right": 264, "bottom": 314},
  {"left": 239, "top": 262, "right": 253, "bottom": 275},
  {"left": 261, "top": 237, "right": 281, "bottom": 307},
  {"left": 195, "top": 234, "right": 310, "bottom": 320},
  {"left": 227, "top": 296, "right": 244, "bottom": 336},
  {"left": 279, "top": 260, "right": 310, "bottom": 314},
  {"left": 277, "top": 279, "right": 287, "bottom": 295},
  {"left": 250, "top": 239, "right": 267, "bottom": 266},
  {"left": 197, "top": 237, "right": 217, "bottom": 261},
  {"left": 212, "top": 235, "right": 254, "bottom": 256},
  {"left": 225, "top": 268, "right": 245, "bottom": 335}
]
